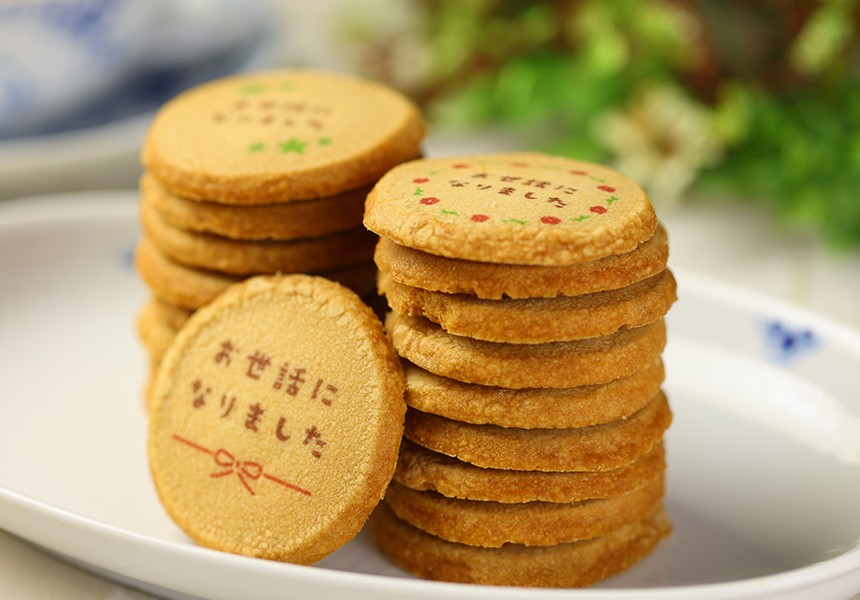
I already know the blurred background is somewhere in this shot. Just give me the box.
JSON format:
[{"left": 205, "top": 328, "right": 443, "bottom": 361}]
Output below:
[{"left": 0, "top": 0, "right": 858, "bottom": 327}]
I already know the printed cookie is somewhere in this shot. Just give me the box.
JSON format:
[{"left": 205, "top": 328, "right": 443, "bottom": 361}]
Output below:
[
  {"left": 364, "top": 153, "right": 657, "bottom": 266},
  {"left": 374, "top": 223, "right": 669, "bottom": 299},
  {"left": 394, "top": 439, "right": 665, "bottom": 504},
  {"left": 384, "top": 476, "right": 664, "bottom": 547},
  {"left": 386, "top": 312, "right": 667, "bottom": 389},
  {"left": 141, "top": 174, "right": 368, "bottom": 241},
  {"left": 403, "top": 391, "right": 672, "bottom": 472},
  {"left": 369, "top": 501, "right": 672, "bottom": 587},
  {"left": 142, "top": 70, "right": 425, "bottom": 203},
  {"left": 403, "top": 359, "right": 664, "bottom": 429},
  {"left": 148, "top": 275, "right": 406, "bottom": 564},
  {"left": 135, "top": 237, "right": 376, "bottom": 310},
  {"left": 141, "top": 201, "right": 377, "bottom": 276},
  {"left": 379, "top": 269, "right": 676, "bottom": 344}
]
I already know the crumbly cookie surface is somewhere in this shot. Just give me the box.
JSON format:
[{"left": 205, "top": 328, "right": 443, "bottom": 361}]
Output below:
[{"left": 364, "top": 153, "right": 657, "bottom": 265}]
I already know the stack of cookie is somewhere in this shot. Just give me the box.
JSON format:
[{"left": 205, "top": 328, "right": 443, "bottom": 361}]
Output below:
[
  {"left": 363, "top": 153, "right": 676, "bottom": 587},
  {"left": 134, "top": 70, "right": 425, "bottom": 376}
]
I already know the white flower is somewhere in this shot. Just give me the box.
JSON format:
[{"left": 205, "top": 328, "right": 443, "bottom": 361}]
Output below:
[{"left": 594, "top": 85, "right": 723, "bottom": 206}]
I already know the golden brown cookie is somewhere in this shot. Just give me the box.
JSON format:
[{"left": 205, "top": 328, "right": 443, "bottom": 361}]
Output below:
[
  {"left": 148, "top": 275, "right": 406, "bottom": 564},
  {"left": 142, "top": 70, "right": 425, "bottom": 203},
  {"left": 404, "top": 391, "right": 671, "bottom": 472},
  {"left": 135, "top": 237, "right": 376, "bottom": 310},
  {"left": 141, "top": 201, "right": 377, "bottom": 276},
  {"left": 384, "top": 476, "right": 664, "bottom": 547},
  {"left": 379, "top": 269, "right": 676, "bottom": 344},
  {"left": 386, "top": 312, "right": 666, "bottom": 389},
  {"left": 394, "top": 438, "right": 666, "bottom": 504},
  {"left": 403, "top": 359, "right": 664, "bottom": 429},
  {"left": 364, "top": 153, "right": 657, "bottom": 266},
  {"left": 374, "top": 223, "right": 669, "bottom": 299},
  {"left": 136, "top": 298, "right": 183, "bottom": 367},
  {"left": 369, "top": 501, "right": 672, "bottom": 587},
  {"left": 141, "top": 174, "right": 369, "bottom": 241}
]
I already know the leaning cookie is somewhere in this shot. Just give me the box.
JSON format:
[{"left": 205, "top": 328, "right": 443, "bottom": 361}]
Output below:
[
  {"left": 369, "top": 501, "right": 672, "bottom": 587},
  {"left": 379, "top": 269, "right": 676, "bottom": 344},
  {"left": 404, "top": 392, "right": 672, "bottom": 472},
  {"left": 394, "top": 439, "right": 666, "bottom": 504},
  {"left": 148, "top": 275, "right": 406, "bottom": 564}
]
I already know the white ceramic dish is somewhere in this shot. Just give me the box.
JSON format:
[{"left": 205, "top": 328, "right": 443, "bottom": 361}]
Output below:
[{"left": 0, "top": 192, "right": 859, "bottom": 600}]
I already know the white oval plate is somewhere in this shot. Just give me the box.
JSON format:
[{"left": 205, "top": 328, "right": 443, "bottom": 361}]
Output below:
[{"left": 1, "top": 192, "right": 859, "bottom": 600}]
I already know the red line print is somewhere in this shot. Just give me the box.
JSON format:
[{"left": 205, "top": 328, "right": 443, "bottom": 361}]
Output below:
[{"left": 172, "top": 434, "right": 312, "bottom": 497}]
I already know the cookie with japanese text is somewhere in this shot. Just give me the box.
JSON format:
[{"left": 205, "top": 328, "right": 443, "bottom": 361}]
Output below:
[
  {"left": 364, "top": 153, "right": 657, "bottom": 266},
  {"left": 369, "top": 501, "right": 672, "bottom": 587},
  {"left": 373, "top": 223, "right": 669, "bottom": 300},
  {"left": 142, "top": 70, "right": 425, "bottom": 204},
  {"left": 148, "top": 275, "right": 406, "bottom": 564},
  {"left": 141, "top": 174, "right": 369, "bottom": 241}
]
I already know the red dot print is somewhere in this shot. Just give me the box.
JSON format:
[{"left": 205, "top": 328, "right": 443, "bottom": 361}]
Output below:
[
  {"left": 452, "top": 163, "right": 470, "bottom": 169},
  {"left": 413, "top": 178, "right": 429, "bottom": 183},
  {"left": 598, "top": 185, "right": 616, "bottom": 193},
  {"left": 540, "top": 216, "right": 561, "bottom": 225},
  {"left": 420, "top": 197, "right": 440, "bottom": 205},
  {"left": 471, "top": 214, "right": 489, "bottom": 222},
  {"left": 570, "top": 170, "right": 587, "bottom": 175},
  {"left": 590, "top": 205, "right": 608, "bottom": 214}
]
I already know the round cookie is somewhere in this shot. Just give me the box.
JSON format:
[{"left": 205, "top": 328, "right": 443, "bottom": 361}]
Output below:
[
  {"left": 374, "top": 223, "right": 669, "bottom": 299},
  {"left": 384, "top": 476, "right": 664, "bottom": 547},
  {"left": 364, "top": 153, "right": 657, "bottom": 266},
  {"left": 141, "top": 174, "right": 368, "bottom": 241},
  {"left": 404, "top": 392, "right": 672, "bottom": 472},
  {"left": 148, "top": 275, "right": 406, "bottom": 564},
  {"left": 403, "top": 359, "right": 663, "bottom": 429},
  {"left": 394, "top": 439, "right": 666, "bottom": 504},
  {"left": 140, "top": 201, "right": 377, "bottom": 276},
  {"left": 137, "top": 298, "right": 184, "bottom": 367},
  {"left": 386, "top": 312, "right": 667, "bottom": 389},
  {"left": 142, "top": 70, "right": 425, "bottom": 203},
  {"left": 379, "top": 269, "right": 676, "bottom": 344},
  {"left": 134, "top": 237, "right": 376, "bottom": 310},
  {"left": 369, "top": 501, "right": 672, "bottom": 587}
]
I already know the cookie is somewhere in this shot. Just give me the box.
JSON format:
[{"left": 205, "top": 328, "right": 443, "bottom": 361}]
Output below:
[
  {"left": 141, "top": 174, "right": 368, "bottom": 241},
  {"left": 364, "top": 153, "right": 657, "bottom": 266},
  {"left": 136, "top": 298, "right": 184, "bottom": 367},
  {"left": 142, "top": 70, "right": 425, "bottom": 204},
  {"left": 403, "top": 358, "right": 663, "bottom": 429},
  {"left": 379, "top": 269, "right": 676, "bottom": 344},
  {"left": 386, "top": 312, "right": 666, "bottom": 389},
  {"left": 369, "top": 501, "right": 672, "bottom": 587},
  {"left": 384, "top": 476, "right": 664, "bottom": 547},
  {"left": 148, "top": 275, "right": 406, "bottom": 564},
  {"left": 135, "top": 237, "right": 376, "bottom": 310},
  {"left": 403, "top": 391, "right": 671, "bottom": 472},
  {"left": 373, "top": 223, "right": 669, "bottom": 300},
  {"left": 394, "top": 439, "right": 665, "bottom": 504},
  {"left": 140, "top": 201, "right": 377, "bottom": 276}
]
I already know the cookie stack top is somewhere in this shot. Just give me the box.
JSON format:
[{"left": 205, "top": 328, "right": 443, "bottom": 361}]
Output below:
[
  {"left": 143, "top": 69, "right": 425, "bottom": 203},
  {"left": 364, "top": 152, "right": 657, "bottom": 266}
]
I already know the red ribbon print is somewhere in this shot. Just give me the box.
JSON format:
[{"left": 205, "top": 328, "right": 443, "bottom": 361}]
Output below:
[{"left": 172, "top": 434, "right": 312, "bottom": 497}]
